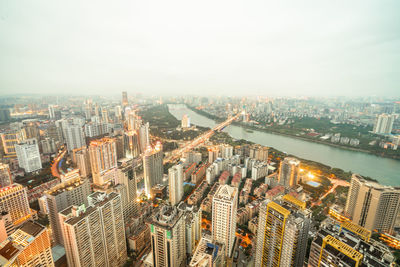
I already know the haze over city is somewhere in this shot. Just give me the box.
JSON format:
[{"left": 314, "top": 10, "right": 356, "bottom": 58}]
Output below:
[{"left": 1, "top": 0, "right": 400, "bottom": 96}]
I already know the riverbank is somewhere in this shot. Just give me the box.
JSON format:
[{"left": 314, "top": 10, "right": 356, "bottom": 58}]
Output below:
[{"left": 186, "top": 105, "right": 400, "bottom": 161}]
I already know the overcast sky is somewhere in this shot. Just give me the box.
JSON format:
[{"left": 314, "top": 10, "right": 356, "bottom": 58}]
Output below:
[{"left": 0, "top": 0, "right": 399, "bottom": 97}]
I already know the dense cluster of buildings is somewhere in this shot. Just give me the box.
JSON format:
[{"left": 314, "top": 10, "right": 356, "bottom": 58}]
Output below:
[{"left": 0, "top": 93, "right": 398, "bottom": 267}]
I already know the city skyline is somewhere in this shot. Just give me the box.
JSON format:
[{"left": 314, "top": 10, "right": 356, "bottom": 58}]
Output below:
[{"left": 1, "top": 1, "right": 400, "bottom": 97}]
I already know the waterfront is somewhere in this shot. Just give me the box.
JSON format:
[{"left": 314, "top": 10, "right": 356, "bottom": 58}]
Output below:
[{"left": 168, "top": 104, "right": 400, "bottom": 186}]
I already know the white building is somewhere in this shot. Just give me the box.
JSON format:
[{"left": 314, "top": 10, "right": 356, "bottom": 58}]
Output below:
[
  {"left": 169, "top": 164, "right": 184, "bottom": 206},
  {"left": 65, "top": 124, "right": 86, "bottom": 152},
  {"left": 15, "top": 138, "right": 42, "bottom": 173},
  {"left": 212, "top": 184, "right": 238, "bottom": 257},
  {"left": 373, "top": 113, "right": 396, "bottom": 134}
]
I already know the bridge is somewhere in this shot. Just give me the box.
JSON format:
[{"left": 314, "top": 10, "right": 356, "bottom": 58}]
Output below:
[{"left": 164, "top": 111, "right": 242, "bottom": 163}]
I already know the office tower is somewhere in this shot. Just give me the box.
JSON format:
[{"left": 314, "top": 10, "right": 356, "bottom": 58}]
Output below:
[
  {"left": 0, "top": 184, "right": 31, "bottom": 225},
  {"left": 1, "top": 130, "right": 23, "bottom": 156},
  {"left": 15, "top": 138, "right": 42, "bottom": 173},
  {"left": 48, "top": 104, "right": 56, "bottom": 119},
  {"left": 125, "top": 110, "right": 141, "bottom": 131},
  {"left": 75, "top": 148, "right": 91, "bottom": 177},
  {"left": 0, "top": 163, "right": 12, "bottom": 187},
  {"left": 169, "top": 164, "right": 183, "bottom": 206},
  {"left": 116, "top": 159, "right": 139, "bottom": 220},
  {"left": 189, "top": 234, "right": 225, "bottom": 267},
  {"left": 373, "top": 113, "right": 396, "bottom": 134},
  {"left": 147, "top": 205, "right": 186, "bottom": 267},
  {"left": 89, "top": 137, "right": 118, "bottom": 186},
  {"left": 0, "top": 221, "right": 54, "bottom": 267},
  {"left": 344, "top": 174, "right": 400, "bottom": 234},
  {"left": 254, "top": 196, "right": 311, "bottom": 267},
  {"left": 60, "top": 192, "right": 127, "bottom": 267},
  {"left": 139, "top": 122, "right": 150, "bottom": 153},
  {"left": 45, "top": 177, "right": 90, "bottom": 245},
  {"left": 212, "top": 184, "right": 238, "bottom": 257},
  {"left": 308, "top": 221, "right": 394, "bottom": 267},
  {"left": 143, "top": 142, "right": 163, "bottom": 197},
  {"left": 65, "top": 124, "right": 86, "bottom": 152},
  {"left": 124, "top": 131, "right": 140, "bottom": 159},
  {"left": 40, "top": 137, "right": 57, "bottom": 154},
  {"left": 122, "top": 91, "right": 128, "bottom": 107},
  {"left": 0, "top": 212, "right": 15, "bottom": 243},
  {"left": 181, "top": 114, "right": 190, "bottom": 128},
  {"left": 115, "top": 135, "right": 125, "bottom": 159},
  {"left": 278, "top": 157, "right": 300, "bottom": 187}
]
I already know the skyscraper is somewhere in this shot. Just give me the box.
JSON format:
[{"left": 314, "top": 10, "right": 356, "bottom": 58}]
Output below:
[
  {"left": 48, "top": 105, "right": 56, "bottom": 119},
  {"left": 0, "top": 221, "right": 54, "bottom": 267},
  {"left": 169, "top": 164, "right": 183, "bottom": 206},
  {"left": 124, "top": 131, "right": 140, "bottom": 159},
  {"left": 75, "top": 148, "right": 91, "bottom": 178},
  {"left": 116, "top": 159, "right": 139, "bottom": 220},
  {"left": 15, "top": 138, "right": 42, "bottom": 173},
  {"left": 0, "top": 184, "right": 31, "bottom": 225},
  {"left": 0, "top": 163, "right": 12, "bottom": 188},
  {"left": 122, "top": 91, "right": 128, "bottom": 107},
  {"left": 147, "top": 205, "right": 186, "bottom": 267},
  {"left": 61, "top": 192, "right": 127, "bottom": 267},
  {"left": 45, "top": 177, "right": 90, "bottom": 245},
  {"left": 345, "top": 174, "right": 400, "bottom": 234},
  {"left": 139, "top": 122, "right": 150, "bottom": 153},
  {"left": 143, "top": 142, "right": 163, "bottom": 197},
  {"left": 254, "top": 195, "right": 311, "bottom": 267},
  {"left": 65, "top": 124, "right": 86, "bottom": 152},
  {"left": 89, "top": 137, "right": 118, "bottom": 187},
  {"left": 278, "top": 157, "right": 300, "bottom": 187},
  {"left": 212, "top": 184, "right": 238, "bottom": 257},
  {"left": 373, "top": 113, "right": 396, "bottom": 134}
]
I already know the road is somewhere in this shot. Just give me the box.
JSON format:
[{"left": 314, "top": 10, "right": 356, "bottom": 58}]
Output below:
[
  {"left": 51, "top": 147, "right": 66, "bottom": 178},
  {"left": 164, "top": 112, "right": 241, "bottom": 163}
]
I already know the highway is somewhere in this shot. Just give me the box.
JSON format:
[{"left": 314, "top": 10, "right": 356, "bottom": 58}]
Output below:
[
  {"left": 51, "top": 147, "right": 66, "bottom": 178},
  {"left": 164, "top": 112, "right": 241, "bottom": 163}
]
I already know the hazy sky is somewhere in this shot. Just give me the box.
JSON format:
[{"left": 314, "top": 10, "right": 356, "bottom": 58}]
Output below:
[{"left": 0, "top": 0, "right": 399, "bottom": 96}]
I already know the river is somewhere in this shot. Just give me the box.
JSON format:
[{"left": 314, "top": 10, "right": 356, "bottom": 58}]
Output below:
[{"left": 168, "top": 104, "right": 400, "bottom": 186}]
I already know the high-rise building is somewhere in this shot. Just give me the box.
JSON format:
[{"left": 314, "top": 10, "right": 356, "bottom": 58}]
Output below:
[
  {"left": 65, "top": 124, "right": 86, "bottom": 152},
  {"left": 1, "top": 130, "right": 24, "bottom": 156},
  {"left": 373, "top": 113, "right": 396, "bottom": 134},
  {"left": 40, "top": 137, "right": 57, "bottom": 154},
  {"left": 45, "top": 177, "right": 90, "bottom": 245},
  {"left": 15, "top": 138, "right": 42, "bottom": 173},
  {"left": 0, "top": 109, "right": 10, "bottom": 122},
  {"left": 0, "top": 184, "right": 31, "bottom": 225},
  {"left": 60, "top": 192, "right": 127, "bottom": 267},
  {"left": 122, "top": 91, "right": 128, "bottom": 107},
  {"left": 181, "top": 114, "right": 190, "bottom": 128},
  {"left": 147, "top": 205, "right": 186, "bottom": 267},
  {"left": 75, "top": 148, "right": 91, "bottom": 178},
  {"left": 116, "top": 159, "right": 139, "bottom": 220},
  {"left": 169, "top": 164, "right": 183, "bottom": 206},
  {"left": 0, "top": 212, "right": 14, "bottom": 243},
  {"left": 22, "top": 121, "right": 40, "bottom": 140},
  {"left": 0, "top": 221, "right": 54, "bottom": 267},
  {"left": 254, "top": 196, "right": 311, "bottom": 267},
  {"left": 143, "top": 142, "right": 163, "bottom": 197},
  {"left": 344, "top": 174, "right": 400, "bottom": 234},
  {"left": 46, "top": 122, "right": 61, "bottom": 142},
  {"left": 84, "top": 121, "right": 110, "bottom": 137},
  {"left": 124, "top": 131, "right": 140, "bottom": 159},
  {"left": 308, "top": 220, "right": 394, "bottom": 267},
  {"left": 212, "top": 184, "right": 238, "bottom": 257},
  {"left": 101, "top": 109, "right": 109, "bottom": 123},
  {"left": 189, "top": 234, "right": 225, "bottom": 267},
  {"left": 278, "top": 157, "right": 300, "bottom": 187},
  {"left": 89, "top": 137, "right": 118, "bottom": 187},
  {"left": 48, "top": 105, "right": 56, "bottom": 119},
  {"left": 178, "top": 202, "right": 202, "bottom": 257},
  {"left": 0, "top": 163, "right": 12, "bottom": 187},
  {"left": 139, "top": 122, "right": 150, "bottom": 153}
]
